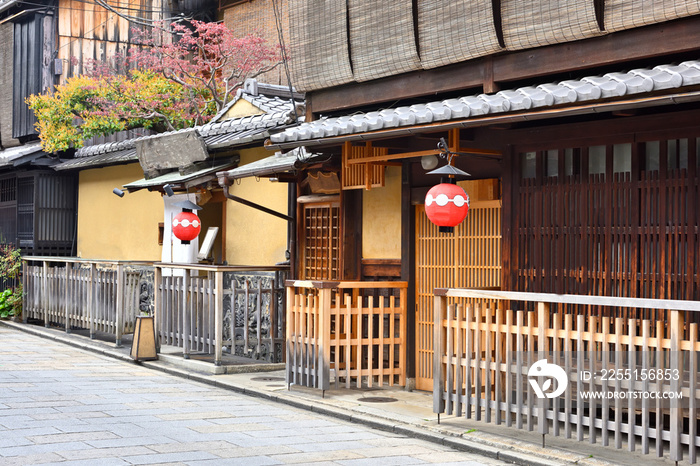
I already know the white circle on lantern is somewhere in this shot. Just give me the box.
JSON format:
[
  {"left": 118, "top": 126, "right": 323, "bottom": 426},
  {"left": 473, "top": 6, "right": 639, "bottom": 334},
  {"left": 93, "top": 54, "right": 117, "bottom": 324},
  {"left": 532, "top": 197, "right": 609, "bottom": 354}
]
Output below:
[
  {"left": 192, "top": 220, "right": 200, "bottom": 228},
  {"left": 435, "top": 193, "right": 449, "bottom": 207},
  {"left": 453, "top": 195, "right": 466, "bottom": 207},
  {"left": 181, "top": 219, "right": 191, "bottom": 228}
]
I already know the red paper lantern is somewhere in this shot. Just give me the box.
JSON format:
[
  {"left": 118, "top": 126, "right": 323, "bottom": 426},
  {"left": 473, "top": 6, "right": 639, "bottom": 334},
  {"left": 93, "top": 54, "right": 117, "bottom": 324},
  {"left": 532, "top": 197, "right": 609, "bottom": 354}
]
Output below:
[
  {"left": 425, "top": 183, "right": 469, "bottom": 227},
  {"left": 172, "top": 211, "right": 201, "bottom": 242}
]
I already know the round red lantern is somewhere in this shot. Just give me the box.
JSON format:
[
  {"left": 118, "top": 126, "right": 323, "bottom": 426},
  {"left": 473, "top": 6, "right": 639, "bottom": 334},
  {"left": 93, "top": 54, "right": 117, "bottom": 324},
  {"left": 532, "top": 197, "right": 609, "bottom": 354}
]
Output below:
[
  {"left": 172, "top": 211, "right": 201, "bottom": 243},
  {"left": 425, "top": 183, "right": 469, "bottom": 228}
]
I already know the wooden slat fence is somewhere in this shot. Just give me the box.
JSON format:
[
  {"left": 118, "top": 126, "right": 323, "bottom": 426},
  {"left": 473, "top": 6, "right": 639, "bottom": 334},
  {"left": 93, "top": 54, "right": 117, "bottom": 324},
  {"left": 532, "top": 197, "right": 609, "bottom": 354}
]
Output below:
[
  {"left": 22, "top": 257, "right": 149, "bottom": 345},
  {"left": 286, "top": 280, "right": 407, "bottom": 391},
  {"left": 434, "top": 288, "right": 700, "bottom": 463},
  {"left": 154, "top": 264, "right": 289, "bottom": 366}
]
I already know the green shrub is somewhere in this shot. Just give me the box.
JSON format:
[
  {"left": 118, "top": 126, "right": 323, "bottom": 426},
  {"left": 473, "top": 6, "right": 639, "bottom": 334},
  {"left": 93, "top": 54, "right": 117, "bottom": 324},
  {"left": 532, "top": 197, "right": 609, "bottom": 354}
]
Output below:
[{"left": 0, "top": 245, "right": 23, "bottom": 319}]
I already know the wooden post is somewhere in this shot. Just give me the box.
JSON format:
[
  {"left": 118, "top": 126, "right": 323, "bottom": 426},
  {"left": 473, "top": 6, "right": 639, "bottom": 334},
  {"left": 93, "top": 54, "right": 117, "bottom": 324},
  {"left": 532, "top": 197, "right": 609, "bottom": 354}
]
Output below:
[
  {"left": 537, "top": 302, "right": 550, "bottom": 438},
  {"left": 182, "top": 268, "right": 190, "bottom": 358},
  {"left": 42, "top": 261, "right": 48, "bottom": 327},
  {"left": 64, "top": 262, "right": 71, "bottom": 333},
  {"left": 433, "top": 294, "right": 446, "bottom": 414},
  {"left": 115, "top": 263, "right": 124, "bottom": 347},
  {"left": 153, "top": 266, "right": 162, "bottom": 352},
  {"left": 21, "top": 260, "right": 27, "bottom": 323},
  {"left": 669, "top": 309, "right": 684, "bottom": 463},
  {"left": 88, "top": 263, "right": 95, "bottom": 339},
  {"left": 214, "top": 270, "right": 223, "bottom": 366},
  {"left": 285, "top": 286, "right": 294, "bottom": 387},
  {"left": 399, "top": 286, "right": 407, "bottom": 386},
  {"left": 318, "top": 287, "right": 332, "bottom": 391}
]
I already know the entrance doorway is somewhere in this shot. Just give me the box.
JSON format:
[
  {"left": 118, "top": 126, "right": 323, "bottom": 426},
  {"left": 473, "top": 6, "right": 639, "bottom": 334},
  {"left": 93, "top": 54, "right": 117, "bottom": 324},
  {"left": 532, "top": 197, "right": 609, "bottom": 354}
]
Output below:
[{"left": 415, "top": 187, "right": 502, "bottom": 391}]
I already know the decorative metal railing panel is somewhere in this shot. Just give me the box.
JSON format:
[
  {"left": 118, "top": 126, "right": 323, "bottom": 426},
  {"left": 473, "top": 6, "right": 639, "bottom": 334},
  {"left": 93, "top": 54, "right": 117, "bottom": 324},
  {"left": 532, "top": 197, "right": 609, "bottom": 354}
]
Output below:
[{"left": 154, "top": 264, "right": 288, "bottom": 365}]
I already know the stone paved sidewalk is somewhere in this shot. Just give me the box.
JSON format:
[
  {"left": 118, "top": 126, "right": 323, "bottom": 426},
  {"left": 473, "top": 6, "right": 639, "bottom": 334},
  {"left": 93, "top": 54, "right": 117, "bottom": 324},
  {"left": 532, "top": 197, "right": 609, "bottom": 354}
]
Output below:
[
  {"left": 1, "top": 325, "right": 507, "bottom": 466},
  {"left": 0, "top": 320, "right": 681, "bottom": 466}
]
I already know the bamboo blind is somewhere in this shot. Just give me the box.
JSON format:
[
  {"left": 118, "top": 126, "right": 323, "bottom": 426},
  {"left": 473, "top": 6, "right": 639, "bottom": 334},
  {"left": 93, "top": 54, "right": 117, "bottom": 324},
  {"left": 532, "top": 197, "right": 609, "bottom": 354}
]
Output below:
[
  {"left": 415, "top": 199, "right": 502, "bottom": 391},
  {"left": 501, "top": 0, "right": 603, "bottom": 51},
  {"left": 605, "top": 0, "right": 700, "bottom": 33},
  {"left": 347, "top": 0, "right": 421, "bottom": 82},
  {"left": 417, "top": 0, "right": 502, "bottom": 70},
  {"left": 341, "top": 143, "right": 387, "bottom": 190},
  {"left": 57, "top": 0, "right": 161, "bottom": 80},
  {"left": 288, "top": 0, "right": 354, "bottom": 92}
]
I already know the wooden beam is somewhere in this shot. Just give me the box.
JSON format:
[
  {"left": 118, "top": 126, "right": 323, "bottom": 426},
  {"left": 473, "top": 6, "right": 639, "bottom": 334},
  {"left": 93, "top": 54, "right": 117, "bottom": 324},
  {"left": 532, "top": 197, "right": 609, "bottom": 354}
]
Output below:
[
  {"left": 345, "top": 147, "right": 502, "bottom": 165},
  {"left": 310, "top": 16, "right": 700, "bottom": 114}
]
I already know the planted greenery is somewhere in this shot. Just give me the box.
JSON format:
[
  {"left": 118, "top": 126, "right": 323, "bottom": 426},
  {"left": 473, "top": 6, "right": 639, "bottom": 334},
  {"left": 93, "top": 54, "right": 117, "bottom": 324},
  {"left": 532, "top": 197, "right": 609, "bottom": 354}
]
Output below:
[{"left": 0, "top": 245, "right": 23, "bottom": 319}]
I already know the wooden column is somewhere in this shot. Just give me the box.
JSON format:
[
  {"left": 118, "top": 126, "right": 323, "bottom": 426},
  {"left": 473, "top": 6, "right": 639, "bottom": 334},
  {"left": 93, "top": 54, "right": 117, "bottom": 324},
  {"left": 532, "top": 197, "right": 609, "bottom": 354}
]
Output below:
[
  {"left": 115, "top": 263, "right": 124, "bottom": 347},
  {"left": 42, "top": 261, "right": 48, "bottom": 327},
  {"left": 537, "top": 302, "right": 550, "bottom": 437},
  {"left": 182, "top": 268, "right": 191, "bottom": 358},
  {"left": 433, "top": 293, "right": 446, "bottom": 414},
  {"left": 318, "top": 286, "right": 332, "bottom": 391},
  {"left": 669, "top": 309, "right": 684, "bottom": 462},
  {"left": 214, "top": 270, "right": 224, "bottom": 366},
  {"left": 64, "top": 262, "right": 71, "bottom": 333},
  {"left": 401, "top": 160, "right": 416, "bottom": 382},
  {"left": 88, "top": 263, "right": 95, "bottom": 339},
  {"left": 153, "top": 266, "right": 162, "bottom": 352}
]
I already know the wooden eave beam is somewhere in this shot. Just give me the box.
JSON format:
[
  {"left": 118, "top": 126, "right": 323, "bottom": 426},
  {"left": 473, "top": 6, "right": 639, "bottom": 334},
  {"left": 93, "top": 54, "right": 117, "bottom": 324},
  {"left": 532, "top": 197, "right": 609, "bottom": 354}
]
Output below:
[
  {"left": 309, "top": 16, "right": 700, "bottom": 114},
  {"left": 343, "top": 145, "right": 502, "bottom": 165}
]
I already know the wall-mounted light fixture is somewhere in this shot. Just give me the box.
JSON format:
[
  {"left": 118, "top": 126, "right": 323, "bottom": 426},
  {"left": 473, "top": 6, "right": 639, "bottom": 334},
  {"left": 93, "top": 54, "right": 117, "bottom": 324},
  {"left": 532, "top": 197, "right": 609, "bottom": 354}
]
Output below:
[
  {"left": 113, "top": 188, "right": 125, "bottom": 197},
  {"left": 163, "top": 184, "right": 175, "bottom": 197}
]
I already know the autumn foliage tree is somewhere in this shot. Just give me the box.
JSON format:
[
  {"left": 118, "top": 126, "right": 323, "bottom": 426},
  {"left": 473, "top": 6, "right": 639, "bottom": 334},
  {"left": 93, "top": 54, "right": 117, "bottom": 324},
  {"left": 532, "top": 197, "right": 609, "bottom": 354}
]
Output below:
[{"left": 28, "top": 20, "right": 282, "bottom": 153}]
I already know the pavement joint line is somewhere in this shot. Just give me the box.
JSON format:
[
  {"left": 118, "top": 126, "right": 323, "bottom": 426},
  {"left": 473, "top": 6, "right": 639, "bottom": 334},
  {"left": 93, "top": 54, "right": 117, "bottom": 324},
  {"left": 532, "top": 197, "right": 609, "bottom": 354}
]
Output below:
[{"left": 0, "top": 320, "right": 615, "bottom": 466}]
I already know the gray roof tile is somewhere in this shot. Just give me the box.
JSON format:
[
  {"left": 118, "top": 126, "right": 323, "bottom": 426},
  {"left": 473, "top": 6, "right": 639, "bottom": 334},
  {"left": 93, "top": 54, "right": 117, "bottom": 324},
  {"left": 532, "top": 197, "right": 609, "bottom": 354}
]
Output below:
[{"left": 270, "top": 60, "right": 700, "bottom": 145}]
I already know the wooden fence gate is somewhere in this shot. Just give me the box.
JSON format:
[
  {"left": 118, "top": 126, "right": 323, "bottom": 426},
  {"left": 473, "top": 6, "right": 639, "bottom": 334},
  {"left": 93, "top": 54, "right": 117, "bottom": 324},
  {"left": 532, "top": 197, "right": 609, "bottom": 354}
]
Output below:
[{"left": 415, "top": 198, "right": 501, "bottom": 391}]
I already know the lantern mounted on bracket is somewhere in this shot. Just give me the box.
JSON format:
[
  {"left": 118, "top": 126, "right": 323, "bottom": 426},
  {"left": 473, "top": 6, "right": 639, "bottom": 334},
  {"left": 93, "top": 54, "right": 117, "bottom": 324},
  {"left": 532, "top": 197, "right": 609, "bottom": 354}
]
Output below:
[
  {"left": 172, "top": 199, "right": 203, "bottom": 245},
  {"left": 424, "top": 138, "right": 471, "bottom": 233}
]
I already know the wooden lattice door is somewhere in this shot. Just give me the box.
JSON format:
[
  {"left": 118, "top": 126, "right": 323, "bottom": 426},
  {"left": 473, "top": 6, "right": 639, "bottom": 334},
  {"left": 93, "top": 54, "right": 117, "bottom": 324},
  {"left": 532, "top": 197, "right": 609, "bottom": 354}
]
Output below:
[
  {"left": 415, "top": 199, "right": 502, "bottom": 391},
  {"left": 300, "top": 198, "right": 341, "bottom": 280}
]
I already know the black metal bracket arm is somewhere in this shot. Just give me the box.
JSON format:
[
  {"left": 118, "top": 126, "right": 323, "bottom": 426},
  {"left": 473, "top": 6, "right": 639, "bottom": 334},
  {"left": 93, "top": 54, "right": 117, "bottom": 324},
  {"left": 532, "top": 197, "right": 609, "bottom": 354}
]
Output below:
[{"left": 222, "top": 184, "right": 293, "bottom": 222}]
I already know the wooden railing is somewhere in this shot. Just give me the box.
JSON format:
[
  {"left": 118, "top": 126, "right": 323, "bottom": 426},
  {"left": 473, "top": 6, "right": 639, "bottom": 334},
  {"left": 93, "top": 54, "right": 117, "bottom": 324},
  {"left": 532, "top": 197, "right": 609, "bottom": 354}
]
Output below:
[
  {"left": 286, "top": 280, "right": 407, "bottom": 391},
  {"left": 154, "top": 263, "right": 288, "bottom": 365},
  {"left": 433, "top": 288, "right": 700, "bottom": 463},
  {"left": 23, "top": 257, "right": 151, "bottom": 345}
]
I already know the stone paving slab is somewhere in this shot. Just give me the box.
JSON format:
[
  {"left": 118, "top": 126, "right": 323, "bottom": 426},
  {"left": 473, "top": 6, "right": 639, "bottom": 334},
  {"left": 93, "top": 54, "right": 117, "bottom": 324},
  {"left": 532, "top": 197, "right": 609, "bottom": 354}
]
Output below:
[
  {"left": 1, "top": 320, "right": 684, "bottom": 466},
  {"left": 0, "top": 326, "right": 507, "bottom": 466}
]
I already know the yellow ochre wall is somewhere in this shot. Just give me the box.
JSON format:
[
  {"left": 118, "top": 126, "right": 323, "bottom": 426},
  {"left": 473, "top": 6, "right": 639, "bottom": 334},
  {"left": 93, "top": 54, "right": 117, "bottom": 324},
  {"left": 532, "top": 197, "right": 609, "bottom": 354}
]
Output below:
[
  {"left": 362, "top": 165, "right": 401, "bottom": 259},
  {"left": 225, "top": 147, "right": 288, "bottom": 265},
  {"left": 77, "top": 163, "right": 163, "bottom": 260}
]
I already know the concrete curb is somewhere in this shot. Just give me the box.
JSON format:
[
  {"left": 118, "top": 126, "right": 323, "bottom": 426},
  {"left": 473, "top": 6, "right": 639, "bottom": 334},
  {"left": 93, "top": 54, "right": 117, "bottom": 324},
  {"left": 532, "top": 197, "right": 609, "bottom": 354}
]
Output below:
[{"left": 1, "top": 320, "right": 615, "bottom": 466}]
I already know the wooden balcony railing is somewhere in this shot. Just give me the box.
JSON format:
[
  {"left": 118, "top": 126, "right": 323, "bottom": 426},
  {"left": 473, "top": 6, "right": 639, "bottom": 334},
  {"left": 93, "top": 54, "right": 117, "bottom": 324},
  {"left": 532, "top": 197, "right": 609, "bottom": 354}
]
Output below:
[
  {"left": 286, "top": 280, "right": 407, "bottom": 392},
  {"left": 22, "top": 257, "right": 152, "bottom": 345},
  {"left": 154, "top": 263, "right": 288, "bottom": 365},
  {"left": 433, "top": 289, "right": 700, "bottom": 463}
]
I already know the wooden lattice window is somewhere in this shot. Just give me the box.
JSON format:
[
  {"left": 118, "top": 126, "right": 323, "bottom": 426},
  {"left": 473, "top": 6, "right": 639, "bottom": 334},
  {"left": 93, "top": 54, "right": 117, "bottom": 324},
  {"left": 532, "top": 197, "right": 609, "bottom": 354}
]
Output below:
[{"left": 301, "top": 198, "right": 340, "bottom": 280}]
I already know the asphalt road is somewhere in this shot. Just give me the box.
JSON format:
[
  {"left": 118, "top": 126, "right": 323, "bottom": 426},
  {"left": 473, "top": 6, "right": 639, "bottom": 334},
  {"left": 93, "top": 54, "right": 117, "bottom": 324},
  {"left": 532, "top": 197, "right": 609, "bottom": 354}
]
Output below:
[{"left": 0, "top": 326, "right": 507, "bottom": 466}]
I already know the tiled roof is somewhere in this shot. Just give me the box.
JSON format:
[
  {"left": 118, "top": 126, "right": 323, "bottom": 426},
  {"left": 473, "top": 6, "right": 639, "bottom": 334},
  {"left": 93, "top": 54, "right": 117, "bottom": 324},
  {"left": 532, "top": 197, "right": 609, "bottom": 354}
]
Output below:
[
  {"left": 0, "top": 142, "right": 43, "bottom": 168},
  {"left": 59, "top": 108, "right": 300, "bottom": 171},
  {"left": 54, "top": 148, "right": 137, "bottom": 171},
  {"left": 270, "top": 60, "right": 700, "bottom": 145},
  {"left": 219, "top": 147, "right": 321, "bottom": 180}
]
